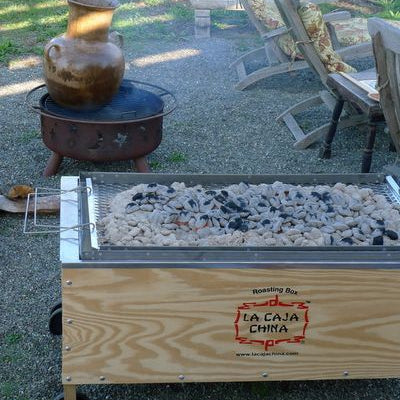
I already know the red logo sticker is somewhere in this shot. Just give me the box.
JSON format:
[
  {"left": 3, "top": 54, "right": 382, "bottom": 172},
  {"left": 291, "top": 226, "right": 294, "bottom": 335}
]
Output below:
[{"left": 234, "top": 295, "right": 309, "bottom": 350}]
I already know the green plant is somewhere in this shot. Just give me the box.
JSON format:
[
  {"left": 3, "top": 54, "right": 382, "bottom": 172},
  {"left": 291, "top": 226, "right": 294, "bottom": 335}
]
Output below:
[
  {"left": 0, "top": 40, "right": 18, "bottom": 62},
  {"left": 0, "top": 382, "right": 16, "bottom": 397},
  {"left": 318, "top": 3, "right": 339, "bottom": 15},
  {"left": 32, "top": 46, "right": 44, "bottom": 56},
  {"left": 143, "top": 0, "right": 165, "bottom": 6},
  {"left": 376, "top": 0, "right": 400, "bottom": 19},
  {"left": 19, "top": 131, "right": 40, "bottom": 143},
  {"left": 300, "top": 121, "right": 311, "bottom": 131},
  {"left": 0, "top": 381, "right": 29, "bottom": 400},
  {"left": 1, "top": 355, "right": 13, "bottom": 363},
  {"left": 5, "top": 333, "right": 22, "bottom": 345},
  {"left": 213, "top": 21, "right": 232, "bottom": 30},
  {"left": 168, "top": 151, "right": 187, "bottom": 163},
  {"left": 149, "top": 161, "right": 162, "bottom": 170},
  {"left": 212, "top": 9, "right": 249, "bottom": 28},
  {"left": 168, "top": 4, "right": 193, "bottom": 20}
]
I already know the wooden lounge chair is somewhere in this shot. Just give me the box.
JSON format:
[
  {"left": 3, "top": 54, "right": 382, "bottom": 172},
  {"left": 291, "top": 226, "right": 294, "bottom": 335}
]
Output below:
[
  {"left": 231, "top": 0, "right": 371, "bottom": 91},
  {"left": 368, "top": 18, "right": 400, "bottom": 155},
  {"left": 274, "top": 0, "right": 372, "bottom": 149}
]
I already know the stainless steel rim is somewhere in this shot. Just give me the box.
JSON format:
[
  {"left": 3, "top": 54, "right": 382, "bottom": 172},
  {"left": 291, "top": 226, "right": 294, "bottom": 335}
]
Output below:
[
  {"left": 74, "top": 172, "right": 400, "bottom": 263},
  {"left": 25, "top": 80, "right": 177, "bottom": 124}
]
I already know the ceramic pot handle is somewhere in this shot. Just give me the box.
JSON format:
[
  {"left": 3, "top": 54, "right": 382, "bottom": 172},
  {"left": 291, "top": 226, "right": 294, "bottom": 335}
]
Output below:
[
  {"left": 45, "top": 43, "right": 61, "bottom": 61},
  {"left": 109, "top": 31, "right": 124, "bottom": 48}
]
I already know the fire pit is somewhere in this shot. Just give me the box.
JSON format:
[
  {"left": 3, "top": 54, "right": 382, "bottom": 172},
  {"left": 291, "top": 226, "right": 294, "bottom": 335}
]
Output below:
[{"left": 26, "top": 79, "right": 176, "bottom": 176}]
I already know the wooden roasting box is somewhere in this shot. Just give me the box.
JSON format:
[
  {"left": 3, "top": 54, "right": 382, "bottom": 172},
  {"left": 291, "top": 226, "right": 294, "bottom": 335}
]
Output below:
[{"left": 57, "top": 173, "right": 400, "bottom": 399}]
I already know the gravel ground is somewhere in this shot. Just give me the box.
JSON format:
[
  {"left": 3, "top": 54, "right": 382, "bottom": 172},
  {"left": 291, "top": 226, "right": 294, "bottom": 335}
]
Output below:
[{"left": 1, "top": 23, "right": 400, "bottom": 400}]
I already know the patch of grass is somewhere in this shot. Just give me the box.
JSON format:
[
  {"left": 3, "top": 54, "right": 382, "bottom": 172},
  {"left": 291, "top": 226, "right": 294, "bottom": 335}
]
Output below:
[
  {"left": 0, "top": 40, "right": 19, "bottom": 63},
  {"left": 19, "top": 131, "right": 40, "bottom": 143},
  {"left": 143, "top": 0, "right": 165, "bottom": 6},
  {"left": 148, "top": 20, "right": 175, "bottom": 38},
  {"left": 0, "top": 0, "right": 67, "bottom": 64},
  {"left": 0, "top": 0, "right": 195, "bottom": 64},
  {"left": 4, "top": 333, "right": 23, "bottom": 345},
  {"left": 212, "top": 9, "right": 248, "bottom": 29},
  {"left": 375, "top": 0, "right": 400, "bottom": 18},
  {"left": 35, "top": 27, "right": 64, "bottom": 43},
  {"left": 149, "top": 161, "right": 162, "bottom": 170},
  {"left": 0, "top": 382, "right": 29, "bottom": 400},
  {"left": 168, "top": 3, "right": 193, "bottom": 20},
  {"left": 318, "top": 3, "right": 340, "bottom": 14},
  {"left": 213, "top": 21, "right": 233, "bottom": 30},
  {"left": 300, "top": 121, "right": 311, "bottom": 131},
  {"left": 1, "top": 354, "right": 13, "bottom": 363},
  {"left": 168, "top": 151, "right": 187, "bottom": 163},
  {"left": 0, "top": 349, "right": 23, "bottom": 365},
  {"left": 378, "top": 9, "right": 400, "bottom": 18},
  {"left": 114, "top": 3, "right": 188, "bottom": 41},
  {"left": 31, "top": 46, "right": 44, "bottom": 56},
  {"left": 0, "top": 331, "right": 26, "bottom": 367},
  {"left": 0, "top": 382, "right": 16, "bottom": 397}
]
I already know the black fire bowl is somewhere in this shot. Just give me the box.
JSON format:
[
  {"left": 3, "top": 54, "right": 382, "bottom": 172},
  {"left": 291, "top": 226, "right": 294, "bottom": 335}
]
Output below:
[{"left": 27, "top": 79, "right": 176, "bottom": 176}]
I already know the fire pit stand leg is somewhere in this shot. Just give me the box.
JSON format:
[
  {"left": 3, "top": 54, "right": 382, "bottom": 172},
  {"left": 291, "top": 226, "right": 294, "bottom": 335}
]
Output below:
[
  {"left": 44, "top": 152, "right": 64, "bottom": 177},
  {"left": 133, "top": 156, "right": 151, "bottom": 173}
]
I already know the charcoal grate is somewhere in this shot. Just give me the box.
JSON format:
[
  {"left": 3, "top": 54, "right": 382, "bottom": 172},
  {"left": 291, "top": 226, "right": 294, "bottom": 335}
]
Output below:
[
  {"left": 41, "top": 80, "right": 164, "bottom": 122},
  {"left": 89, "top": 176, "right": 400, "bottom": 247}
]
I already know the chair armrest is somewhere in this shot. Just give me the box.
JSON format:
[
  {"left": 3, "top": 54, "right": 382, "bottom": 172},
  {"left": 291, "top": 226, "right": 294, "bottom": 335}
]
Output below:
[
  {"left": 323, "top": 10, "right": 351, "bottom": 22},
  {"left": 261, "top": 26, "right": 290, "bottom": 41},
  {"left": 337, "top": 41, "right": 373, "bottom": 60}
]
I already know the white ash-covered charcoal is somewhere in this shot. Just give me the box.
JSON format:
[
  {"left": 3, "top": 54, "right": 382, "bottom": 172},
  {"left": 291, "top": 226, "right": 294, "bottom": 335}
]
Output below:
[{"left": 99, "top": 181, "right": 400, "bottom": 247}]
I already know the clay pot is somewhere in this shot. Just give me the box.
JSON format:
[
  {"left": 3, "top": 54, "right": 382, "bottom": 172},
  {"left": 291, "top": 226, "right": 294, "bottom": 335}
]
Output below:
[{"left": 43, "top": 0, "right": 125, "bottom": 110}]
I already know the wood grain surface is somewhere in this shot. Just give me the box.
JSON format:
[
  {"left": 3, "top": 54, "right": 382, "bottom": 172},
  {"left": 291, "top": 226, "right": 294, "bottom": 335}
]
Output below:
[{"left": 62, "top": 268, "right": 400, "bottom": 384}]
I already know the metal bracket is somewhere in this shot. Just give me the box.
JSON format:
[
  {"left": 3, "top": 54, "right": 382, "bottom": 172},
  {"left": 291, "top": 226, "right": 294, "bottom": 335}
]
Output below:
[
  {"left": 85, "top": 178, "right": 99, "bottom": 249},
  {"left": 23, "top": 186, "right": 95, "bottom": 235},
  {"left": 386, "top": 175, "right": 400, "bottom": 203}
]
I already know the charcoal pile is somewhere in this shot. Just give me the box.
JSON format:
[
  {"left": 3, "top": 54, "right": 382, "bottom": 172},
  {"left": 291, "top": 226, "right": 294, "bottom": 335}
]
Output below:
[{"left": 100, "top": 181, "right": 400, "bottom": 247}]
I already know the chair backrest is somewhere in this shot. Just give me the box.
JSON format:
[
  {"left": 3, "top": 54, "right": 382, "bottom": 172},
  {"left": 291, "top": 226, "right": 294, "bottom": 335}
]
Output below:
[
  {"left": 243, "top": 0, "right": 335, "bottom": 38},
  {"left": 240, "top": 0, "right": 270, "bottom": 36},
  {"left": 274, "top": 0, "right": 330, "bottom": 86},
  {"left": 368, "top": 18, "right": 400, "bottom": 153}
]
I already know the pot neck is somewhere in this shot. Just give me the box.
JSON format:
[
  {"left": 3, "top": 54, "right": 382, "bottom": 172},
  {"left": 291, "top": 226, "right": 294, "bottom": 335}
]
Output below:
[{"left": 66, "top": 1, "right": 117, "bottom": 41}]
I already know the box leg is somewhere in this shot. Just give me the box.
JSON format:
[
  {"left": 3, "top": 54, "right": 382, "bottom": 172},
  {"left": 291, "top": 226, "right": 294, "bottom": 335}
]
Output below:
[
  {"left": 195, "top": 9, "right": 211, "bottom": 38},
  {"left": 64, "top": 385, "right": 77, "bottom": 400}
]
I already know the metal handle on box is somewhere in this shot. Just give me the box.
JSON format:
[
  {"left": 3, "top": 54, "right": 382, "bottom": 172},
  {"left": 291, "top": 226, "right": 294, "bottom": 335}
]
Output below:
[
  {"left": 386, "top": 175, "right": 400, "bottom": 203},
  {"left": 23, "top": 186, "right": 94, "bottom": 235}
]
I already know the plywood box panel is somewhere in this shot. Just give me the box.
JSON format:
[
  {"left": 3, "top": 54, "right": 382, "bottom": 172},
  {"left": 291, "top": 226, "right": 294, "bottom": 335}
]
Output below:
[{"left": 62, "top": 268, "right": 400, "bottom": 384}]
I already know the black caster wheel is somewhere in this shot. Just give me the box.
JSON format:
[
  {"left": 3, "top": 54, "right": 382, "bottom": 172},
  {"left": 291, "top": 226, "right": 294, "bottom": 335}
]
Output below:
[
  {"left": 49, "top": 307, "right": 62, "bottom": 335},
  {"left": 50, "top": 301, "right": 62, "bottom": 316},
  {"left": 54, "top": 393, "right": 90, "bottom": 400}
]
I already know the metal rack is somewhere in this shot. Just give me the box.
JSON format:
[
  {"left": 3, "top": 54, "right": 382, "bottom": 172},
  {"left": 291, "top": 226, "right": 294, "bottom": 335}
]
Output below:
[{"left": 73, "top": 172, "right": 400, "bottom": 265}]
